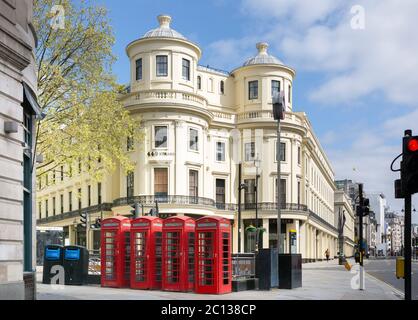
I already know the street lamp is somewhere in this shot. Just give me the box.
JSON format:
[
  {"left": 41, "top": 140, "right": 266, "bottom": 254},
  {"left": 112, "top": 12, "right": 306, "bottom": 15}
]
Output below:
[
  {"left": 237, "top": 162, "right": 248, "bottom": 253},
  {"left": 254, "top": 156, "right": 261, "bottom": 252},
  {"left": 273, "top": 91, "right": 285, "bottom": 254}
]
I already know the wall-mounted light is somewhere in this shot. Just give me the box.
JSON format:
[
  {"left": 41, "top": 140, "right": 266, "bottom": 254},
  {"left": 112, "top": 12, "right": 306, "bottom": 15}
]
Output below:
[
  {"left": 4, "top": 121, "right": 18, "bottom": 134},
  {"left": 36, "top": 154, "right": 44, "bottom": 164}
]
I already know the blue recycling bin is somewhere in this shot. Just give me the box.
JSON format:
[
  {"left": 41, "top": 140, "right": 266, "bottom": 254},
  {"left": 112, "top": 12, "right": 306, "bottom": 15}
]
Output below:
[
  {"left": 42, "top": 245, "right": 63, "bottom": 284},
  {"left": 63, "top": 245, "right": 89, "bottom": 285}
]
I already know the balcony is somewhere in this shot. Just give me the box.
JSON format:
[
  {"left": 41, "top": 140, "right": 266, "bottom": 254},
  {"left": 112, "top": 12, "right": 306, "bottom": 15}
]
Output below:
[
  {"left": 113, "top": 195, "right": 308, "bottom": 214},
  {"left": 125, "top": 89, "right": 208, "bottom": 110},
  {"left": 37, "top": 203, "right": 113, "bottom": 225}
]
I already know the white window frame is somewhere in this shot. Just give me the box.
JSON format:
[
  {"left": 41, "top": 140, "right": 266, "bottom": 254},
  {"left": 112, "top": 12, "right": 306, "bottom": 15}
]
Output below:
[
  {"left": 244, "top": 142, "right": 256, "bottom": 162},
  {"left": 215, "top": 141, "right": 226, "bottom": 162},
  {"left": 153, "top": 125, "right": 168, "bottom": 149},
  {"left": 274, "top": 140, "right": 287, "bottom": 163},
  {"left": 188, "top": 127, "right": 199, "bottom": 152}
]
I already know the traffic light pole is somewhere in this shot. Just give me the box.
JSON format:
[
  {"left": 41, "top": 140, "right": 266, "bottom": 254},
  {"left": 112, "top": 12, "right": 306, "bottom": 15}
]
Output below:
[
  {"left": 277, "top": 119, "right": 282, "bottom": 255},
  {"left": 238, "top": 163, "right": 242, "bottom": 253},
  {"left": 404, "top": 193, "right": 412, "bottom": 301},
  {"left": 358, "top": 183, "right": 365, "bottom": 290}
]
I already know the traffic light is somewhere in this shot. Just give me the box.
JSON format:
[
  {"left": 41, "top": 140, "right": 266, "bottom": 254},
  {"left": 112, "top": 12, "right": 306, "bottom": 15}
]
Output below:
[
  {"left": 401, "top": 134, "right": 418, "bottom": 195},
  {"left": 363, "top": 198, "right": 370, "bottom": 216},
  {"left": 130, "top": 202, "right": 140, "bottom": 217},
  {"left": 91, "top": 218, "right": 101, "bottom": 229},
  {"left": 79, "top": 211, "right": 87, "bottom": 228},
  {"left": 356, "top": 197, "right": 370, "bottom": 217},
  {"left": 272, "top": 91, "right": 285, "bottom": 120}
]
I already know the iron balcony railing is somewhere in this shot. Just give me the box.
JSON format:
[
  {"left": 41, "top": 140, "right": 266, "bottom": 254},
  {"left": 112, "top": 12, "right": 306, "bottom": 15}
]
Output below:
[
  {"left": 37, "top": 203, "right": 113, "bottom": 224},
  {"left": 113, "top": 195, "right": 309, "bottom": 212},
  {"left": 37, "top": 195, "right": 310, "bottom": 224}
]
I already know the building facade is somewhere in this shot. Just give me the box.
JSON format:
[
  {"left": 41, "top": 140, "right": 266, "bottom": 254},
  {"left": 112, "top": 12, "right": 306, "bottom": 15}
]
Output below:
[
  {"left": 36, "top": 15, "right": 338, "bottom": 262},
  {"left": 0, "top": 0, "right": 39, "bottom": 299},
  {"left": 334, "top": 190, "right": 355, "bottom": 257},
  {"left": 368, "top": 193, "right": 387, "bottom": 246},
  {"left": 385, "top": 210, "right": 404, "bottom": 255}
]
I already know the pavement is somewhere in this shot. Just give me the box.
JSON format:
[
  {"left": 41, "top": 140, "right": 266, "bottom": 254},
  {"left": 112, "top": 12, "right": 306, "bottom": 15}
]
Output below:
[
  {"left": 36, "top": 259, "right": 403, "bottom": 300},
  {"left": 364, "top": 258, "right": 417, "bottom": 300}
]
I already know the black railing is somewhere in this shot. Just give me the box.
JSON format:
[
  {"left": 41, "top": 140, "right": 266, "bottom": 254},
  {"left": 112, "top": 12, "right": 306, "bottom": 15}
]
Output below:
[
  {"left": 232, "top": 253, "right": 256, "bottom": 280},
  {"left": 37, "top": 203, "right": 112, "bottom": 224},
  {"left": 113, "top": 196, "right": 309, "bottom": 213},
  {"left": 38, "top": 195, "right": 310, "bottom": 224}
]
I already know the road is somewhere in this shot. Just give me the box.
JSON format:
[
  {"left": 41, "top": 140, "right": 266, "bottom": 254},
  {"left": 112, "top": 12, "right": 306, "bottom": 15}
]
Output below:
[{"left": 364, "top": 258, "right": 418, "bottom": 300}]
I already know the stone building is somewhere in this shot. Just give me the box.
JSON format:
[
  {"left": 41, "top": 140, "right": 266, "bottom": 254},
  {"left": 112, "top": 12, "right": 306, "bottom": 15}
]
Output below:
[
  {"left": 0, "top": 0, "right": 39, "bottom": 299},
  {"left": 37, "top": 14, "right": 339, "bottom": 261}
]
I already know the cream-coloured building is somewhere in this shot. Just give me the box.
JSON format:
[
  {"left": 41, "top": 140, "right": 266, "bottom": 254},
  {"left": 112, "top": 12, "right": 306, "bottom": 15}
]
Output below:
[
  {"left": 37, "top": 15, "right": 339, "bottom": 262},
  {"left": 334, "top": 190, "right": 356, "bottom": 257}
]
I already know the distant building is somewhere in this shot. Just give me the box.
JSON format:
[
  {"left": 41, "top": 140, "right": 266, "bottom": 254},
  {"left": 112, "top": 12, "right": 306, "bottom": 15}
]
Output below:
[
  {"left": 37, "top": 14, "right": 339, "bottom": 262},
  {"left": 334, "top": 190, "right": 355, "bottom": 257},
  {"left": 385, "top": 210, "right": 404, "bottom": 255},
  {"left": 368, "top": 193, "right": 387, "bottom": 245}
]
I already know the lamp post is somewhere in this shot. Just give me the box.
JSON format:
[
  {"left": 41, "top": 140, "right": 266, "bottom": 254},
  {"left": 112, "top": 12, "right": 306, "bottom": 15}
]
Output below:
[
  {"left": 254, "top": 156, "right": 261, "bottom": 252},
  {"left": 272, "top": 91, "right": 285, "bottom": 254},
  {"left": 237, "top": 163, "right": 248, "bottom": 253}
]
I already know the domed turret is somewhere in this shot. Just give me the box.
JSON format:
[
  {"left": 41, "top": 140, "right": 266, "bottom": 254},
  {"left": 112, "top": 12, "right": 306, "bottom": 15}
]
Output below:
[
  {"left": 142, "top": 15, "right": 187, "bottom": 40},
  {"left": 242, "top": 42, "right": 283, "bottom": 66}
]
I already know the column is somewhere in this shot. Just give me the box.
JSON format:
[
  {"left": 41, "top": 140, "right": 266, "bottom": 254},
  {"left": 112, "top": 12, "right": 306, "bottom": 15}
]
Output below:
[
  {"left": 175, "top": 120, "right": 186, "bottom": 195},
  {"left": 299, "top": 221, "right": 306, "bottom": 260}
]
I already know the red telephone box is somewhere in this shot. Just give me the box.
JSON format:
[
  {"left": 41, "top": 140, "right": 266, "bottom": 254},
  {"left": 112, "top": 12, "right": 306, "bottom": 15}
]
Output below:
[
  {"left": 130, "top": 216, "right": 163, "bottom": 289},
  {"left": 100, "top": 216, "right": 131, "bottom": 288},
  {"left": 195, "top": 216, "right": 232, "bottom": 294},
  {"left": 161, "top": 216, "right": 195, "bottom": 292}
]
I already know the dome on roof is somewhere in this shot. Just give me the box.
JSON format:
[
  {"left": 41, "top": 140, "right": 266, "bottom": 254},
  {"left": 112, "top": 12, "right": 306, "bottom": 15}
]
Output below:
[
  {"left": 142, "top": 15, "right": 187, "bottom": 40},
  {"left": 243, "top": 42, "right": 284, "bottom": 66}
]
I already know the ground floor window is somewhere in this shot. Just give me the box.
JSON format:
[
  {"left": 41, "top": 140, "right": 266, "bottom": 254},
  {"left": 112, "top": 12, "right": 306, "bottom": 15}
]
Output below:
[
  {"left": 215, "top": 179, "right": 225, "bottom": 209},
  {"left": 154, "top": 168, "right": 168, "bottom": 201},
  {"left": 268, "top": 219, "right": 287, "bottom": 252}
]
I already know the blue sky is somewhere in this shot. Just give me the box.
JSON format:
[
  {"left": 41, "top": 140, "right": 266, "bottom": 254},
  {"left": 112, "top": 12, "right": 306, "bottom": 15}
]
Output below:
[{"left": 94, "top": 0, "right": 418, "bottom": 220}]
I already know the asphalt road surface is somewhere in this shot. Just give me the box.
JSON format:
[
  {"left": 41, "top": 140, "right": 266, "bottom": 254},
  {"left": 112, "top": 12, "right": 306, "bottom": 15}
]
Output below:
[{"left": 364, "top": 258, "right": 418, "bottom": 300}]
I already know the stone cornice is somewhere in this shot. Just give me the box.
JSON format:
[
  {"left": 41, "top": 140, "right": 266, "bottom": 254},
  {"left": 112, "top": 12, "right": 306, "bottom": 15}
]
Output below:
[{"left": 0, "top": 25, "right": 31, "bottom": 71}]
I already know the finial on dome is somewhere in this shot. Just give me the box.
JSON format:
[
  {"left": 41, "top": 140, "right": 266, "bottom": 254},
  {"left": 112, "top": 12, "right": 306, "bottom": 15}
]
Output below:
[
  {"left": 256, "top": 42, "right": 269, "bottom": 54},
  {"left": 158, "top": 15, "right": 172, "bottom": 28}
]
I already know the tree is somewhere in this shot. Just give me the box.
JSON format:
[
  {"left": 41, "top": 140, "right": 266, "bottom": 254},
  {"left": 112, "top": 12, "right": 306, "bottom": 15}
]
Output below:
[{"left": 33, "top": 0, "right": 141, "bottom": 183}]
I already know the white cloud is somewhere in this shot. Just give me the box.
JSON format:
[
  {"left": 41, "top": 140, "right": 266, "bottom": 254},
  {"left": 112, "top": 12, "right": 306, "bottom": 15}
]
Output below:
[
  {"left": 231, "top": 0, "right": 418, "bottom": 106},
  {"left": 203, "top": 0, "right": 418, "bottom": 217}
]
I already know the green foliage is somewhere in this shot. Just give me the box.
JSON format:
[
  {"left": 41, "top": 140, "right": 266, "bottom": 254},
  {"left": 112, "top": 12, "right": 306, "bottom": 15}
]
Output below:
[{"left": 33, "top": 0, "right": 142, "bottom": 182}]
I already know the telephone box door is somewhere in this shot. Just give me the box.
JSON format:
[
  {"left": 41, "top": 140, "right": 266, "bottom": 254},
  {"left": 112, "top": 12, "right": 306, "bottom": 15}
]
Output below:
[
  {"left": 164, "top": 230, "right": 181, "bottom": 290},
  {"left": 100, "top": 216, "right": 131, "bottom": 288},
  {"left": 132, "top": 230, "right": 148, "bottom": 288},
  {"left": 102, "top": 230, "right": 117, "bottom": 284},
  {"left": 196, "top": 231, "right": 216, "bottom": 291}
]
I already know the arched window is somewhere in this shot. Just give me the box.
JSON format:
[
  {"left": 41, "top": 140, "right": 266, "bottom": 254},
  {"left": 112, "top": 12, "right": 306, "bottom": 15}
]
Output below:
[
  {"left": 220, "top": 80, "right": 225, "bottom": 94},
  {"left": 197, "top": 75, "right": 201, "bottom": 90}
]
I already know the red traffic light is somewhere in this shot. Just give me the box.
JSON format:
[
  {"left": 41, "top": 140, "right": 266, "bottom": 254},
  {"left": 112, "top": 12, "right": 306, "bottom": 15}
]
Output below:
[{"left": 408, "top": 138, "right": 418, "bottom": 152}]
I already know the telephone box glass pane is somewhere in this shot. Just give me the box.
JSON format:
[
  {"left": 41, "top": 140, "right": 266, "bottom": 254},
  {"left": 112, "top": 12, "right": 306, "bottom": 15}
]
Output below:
[
  {"left": 124, "top": 232, "right": 131, "bottom": 280},
  {"left": 134, "top": 232, "right": 147, "bottom": 282},
  {"left": 155, "top": 232, "right": 162, "bottom": 282},
  {"left": 188, "top": 232, "right": 195, "bottom": 283},
  {"left": 104, "top": 231, "right": 116, "bottom": 280},
  {"left": 198, "top": 232, "right": 214, "bottom": 286},
  {"left": 222, "top": 232, "right": 230, "bottom": 285},
  {"left": 165, "top": 232, "right": 180, "bottom": 284}
]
